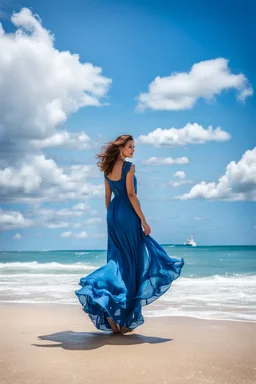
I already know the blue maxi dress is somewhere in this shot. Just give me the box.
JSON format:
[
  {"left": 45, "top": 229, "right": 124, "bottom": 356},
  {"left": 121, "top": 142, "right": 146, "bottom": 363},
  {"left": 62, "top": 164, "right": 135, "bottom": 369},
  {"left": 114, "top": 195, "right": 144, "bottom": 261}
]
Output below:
[{"left": 75, "top": 160, "right": 184, "bottom": 331}]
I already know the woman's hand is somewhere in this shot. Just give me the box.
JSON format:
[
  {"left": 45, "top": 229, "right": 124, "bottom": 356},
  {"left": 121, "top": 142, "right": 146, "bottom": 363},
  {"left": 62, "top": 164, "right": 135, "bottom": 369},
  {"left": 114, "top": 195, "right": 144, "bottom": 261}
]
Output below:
[{"left": 141, "top": 220, "right": 151, "bottom": 235}]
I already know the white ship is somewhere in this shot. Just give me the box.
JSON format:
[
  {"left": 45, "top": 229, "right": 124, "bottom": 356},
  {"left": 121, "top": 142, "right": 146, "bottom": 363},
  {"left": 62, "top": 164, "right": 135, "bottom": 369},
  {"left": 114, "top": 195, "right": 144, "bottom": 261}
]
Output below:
[{"left": 184, "top": 235, "right": 197, "bottom": 247}]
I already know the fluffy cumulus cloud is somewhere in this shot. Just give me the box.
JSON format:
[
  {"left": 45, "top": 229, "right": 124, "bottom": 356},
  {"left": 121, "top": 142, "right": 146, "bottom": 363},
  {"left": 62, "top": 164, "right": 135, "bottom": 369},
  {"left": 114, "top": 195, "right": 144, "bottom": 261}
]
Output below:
[
  {"left": 0, "top": 203, "right": 104, "bottom": 230},
  {"left": 143, "top": 157, "right": 189, "bottom": 165},
  {"left": 0, "top": 8, "right": 111, "bottom": 142},
  {"left": 26, "top": 204, "right": 91, "bottom": 229},
  {"left": 137, "top": 123, "right": 230, "bottom": 147},
  {"left": 169, "top": 172, "right": 193, "bottom": 187},
  {"left": 174, "top": 171, "right": 186, "bottom": 179},
  {"left": 155, "top": 170, "right": 194, "bottom": 188},
  {"left": 136, "top": 58, "right": 253, "bottom": 111},
  {"left": 0, "top": 155, "right": 104, "bottom": 203},
  {"left": 0, "top": 7, "right": 111, "bottom": 210},
  {"left": 0, "top": 209, "right": 32, "bottom": 230},
  {"left": 31, "top": 131, "right": 94, "bottom": 150},
  {"left": 175, "top": 147, "right": 256, "bottom": 201}
]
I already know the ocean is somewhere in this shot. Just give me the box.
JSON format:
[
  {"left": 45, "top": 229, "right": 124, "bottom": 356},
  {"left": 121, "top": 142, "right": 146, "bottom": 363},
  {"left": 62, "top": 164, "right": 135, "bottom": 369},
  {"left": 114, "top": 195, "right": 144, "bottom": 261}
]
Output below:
[{"left": 0, "top": 245, "right": 255, "bottom": 323}]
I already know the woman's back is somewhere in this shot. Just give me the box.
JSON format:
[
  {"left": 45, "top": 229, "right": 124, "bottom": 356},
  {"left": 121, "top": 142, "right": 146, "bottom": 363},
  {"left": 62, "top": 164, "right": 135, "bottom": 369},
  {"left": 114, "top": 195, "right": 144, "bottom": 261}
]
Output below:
[{"left": 104, "top": 160, "right": 137, "bottom": 200}]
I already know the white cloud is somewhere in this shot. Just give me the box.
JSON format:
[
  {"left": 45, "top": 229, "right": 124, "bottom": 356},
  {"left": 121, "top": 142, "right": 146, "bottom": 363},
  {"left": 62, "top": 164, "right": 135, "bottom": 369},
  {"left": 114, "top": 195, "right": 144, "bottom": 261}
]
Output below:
[
  {"left": 0, "top": 7, "right": 111, "bottom": 215},
  {"left": 0, "top": 209, "right": 32, "bottom": 230},
  {"left": 68, "top": 164, "right": 98, "bottom": 181},
  {"left": 137, "top": 123, "right": 230, "bottom": 147},
  {"left": 50, "top": 208, "right": 84, "bottom": 217},
  {"left": 169, "top": 170, "right": 193, "bottom": 186},
  {"left": 84, "top": 217, "right": 104, "bottom": 225},
  {"left": 0, "top": 7, "right": 111, "bottom": 239},
  {"left": 0, "top": 203, "right": 104, "bottom": 230},
  {"left": 169, "top": 180, "right": 194, "bottom": 188},
  {"left": 76, "top": 231, "right": 88, "bottom": 239},
  {"left": 31, "top": 131, "right": 95, "bottom": 150},
  {"left": 143, "top": 157, "right": 189, "bottom": 165},
  {"left": 13, "top": 233, "right": 22, "bottom": 240},
  {"left": 60, "top": 231, "right": 73, "bottom": 238},
  {"left": 73, "top": 202, "right": 90, "bottom": 211},
  {"left": 174, "top": 171, "right": 186, "bottom": 179},
  {"left": 0, "top": 8, "right": 111, "bottom": 142},
  {"left": 175, "top": 147, "right": 256, "bottom": 201},
  {"left": 136, "top": 58, "right": 253, "bottom": 111},
  {"left": 44, "top": 222, "right": 69, "bottom": 229},
  {"left": 168, "top": 171, "right": 194, "bottom": 187},
  {"left": 0, "top": 155, "right": 104, "bottom": 203},
  {"left": 60, "top": 230, "right": 105, "bottom": 239}
]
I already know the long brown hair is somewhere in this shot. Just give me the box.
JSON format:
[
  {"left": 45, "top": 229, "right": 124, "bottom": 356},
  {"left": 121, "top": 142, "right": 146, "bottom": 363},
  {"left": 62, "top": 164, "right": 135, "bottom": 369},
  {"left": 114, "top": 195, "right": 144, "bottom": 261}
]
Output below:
[{"left": 96, "top": 134, "right": 134, "bottom": 175}]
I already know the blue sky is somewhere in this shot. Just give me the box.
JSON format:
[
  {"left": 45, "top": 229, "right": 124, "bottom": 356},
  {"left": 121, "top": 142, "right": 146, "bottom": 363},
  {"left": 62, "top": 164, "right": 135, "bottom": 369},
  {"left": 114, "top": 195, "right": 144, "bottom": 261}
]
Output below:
[{"left": 0, "top": 0, "right": 255, "bottom": 249}]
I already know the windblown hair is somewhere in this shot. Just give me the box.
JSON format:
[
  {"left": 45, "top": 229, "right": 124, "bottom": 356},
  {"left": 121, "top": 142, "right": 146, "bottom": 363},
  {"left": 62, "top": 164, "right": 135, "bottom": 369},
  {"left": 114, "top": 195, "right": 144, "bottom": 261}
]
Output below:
[{"left": 96, "top": 134, "right": 134, "bottom": 175}]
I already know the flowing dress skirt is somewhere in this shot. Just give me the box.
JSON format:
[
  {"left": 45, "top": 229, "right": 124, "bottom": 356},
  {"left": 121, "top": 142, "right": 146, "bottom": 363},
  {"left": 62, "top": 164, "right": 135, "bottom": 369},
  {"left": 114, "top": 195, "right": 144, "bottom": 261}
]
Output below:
[{"left": 75, "top": 195, "right": 184, "bottom": 331}]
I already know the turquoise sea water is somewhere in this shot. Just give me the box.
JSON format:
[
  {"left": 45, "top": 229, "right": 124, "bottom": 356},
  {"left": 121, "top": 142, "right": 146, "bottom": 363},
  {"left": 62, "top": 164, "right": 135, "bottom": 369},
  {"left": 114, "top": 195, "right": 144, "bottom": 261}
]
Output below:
[{"left": 0, "top": 245, "right": 255, "bottom": 322}]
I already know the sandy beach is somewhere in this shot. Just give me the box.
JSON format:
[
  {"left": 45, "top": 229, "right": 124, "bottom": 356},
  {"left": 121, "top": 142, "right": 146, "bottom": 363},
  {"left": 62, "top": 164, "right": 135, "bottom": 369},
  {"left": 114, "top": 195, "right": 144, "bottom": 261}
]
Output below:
[{"left": 0, "top": 304, "right": 255, "bottom": 384}]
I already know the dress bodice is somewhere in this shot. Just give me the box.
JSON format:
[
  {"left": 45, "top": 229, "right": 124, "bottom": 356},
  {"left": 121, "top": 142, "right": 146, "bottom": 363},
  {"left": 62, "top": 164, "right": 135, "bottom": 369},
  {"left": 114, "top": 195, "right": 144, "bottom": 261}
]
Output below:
[{"left": 104, "top": 160, "right": 137, "bottom": 199}]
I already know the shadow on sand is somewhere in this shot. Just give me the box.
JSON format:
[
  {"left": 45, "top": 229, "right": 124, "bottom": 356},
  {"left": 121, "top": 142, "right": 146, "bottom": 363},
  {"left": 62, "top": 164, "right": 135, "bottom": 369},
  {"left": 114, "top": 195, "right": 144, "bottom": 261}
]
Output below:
[{"left": 32, "top": 330, "right": 172, "bottom": 350}]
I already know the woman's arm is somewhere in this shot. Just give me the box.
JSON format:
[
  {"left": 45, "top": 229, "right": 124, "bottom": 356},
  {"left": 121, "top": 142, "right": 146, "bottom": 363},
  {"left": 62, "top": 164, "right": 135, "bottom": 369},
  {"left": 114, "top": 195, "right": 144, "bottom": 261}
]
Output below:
[
  {"left": 126, "top": 164, "right": 146, "bottom": 222},
  {"left": 104, "top": 177, "right": 112, "bottom": 210}
]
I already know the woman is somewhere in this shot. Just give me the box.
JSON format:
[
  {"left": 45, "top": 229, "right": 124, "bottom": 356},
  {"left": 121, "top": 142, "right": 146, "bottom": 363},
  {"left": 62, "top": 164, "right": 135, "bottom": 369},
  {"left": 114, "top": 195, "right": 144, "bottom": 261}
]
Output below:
[{"left": 75, "top": 134, "right": 184, "bottom": 334}]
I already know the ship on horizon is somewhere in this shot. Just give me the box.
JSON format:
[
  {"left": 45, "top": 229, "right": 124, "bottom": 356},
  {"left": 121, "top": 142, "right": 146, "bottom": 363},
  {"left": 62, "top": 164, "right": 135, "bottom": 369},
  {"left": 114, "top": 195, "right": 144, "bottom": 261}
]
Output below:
[{"left": 184, "top": 235, "right": 197, "bottom": 247}]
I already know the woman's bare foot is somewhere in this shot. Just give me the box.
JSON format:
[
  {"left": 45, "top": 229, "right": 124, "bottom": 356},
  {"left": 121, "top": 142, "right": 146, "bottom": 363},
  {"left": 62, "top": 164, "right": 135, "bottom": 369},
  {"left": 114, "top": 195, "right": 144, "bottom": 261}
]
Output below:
[
  {"left": 107, "top": 317, "right": 120, "bottom": 333},
  {"left": 120, "top": 326, "right": 133, "bottom": 334}
]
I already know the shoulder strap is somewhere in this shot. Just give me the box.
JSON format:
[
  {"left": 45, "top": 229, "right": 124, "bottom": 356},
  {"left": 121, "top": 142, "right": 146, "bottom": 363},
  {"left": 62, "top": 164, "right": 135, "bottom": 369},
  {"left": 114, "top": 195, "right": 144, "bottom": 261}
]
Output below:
[{"left": 123, "top": 161, "right": 134, "bottom": 176}]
